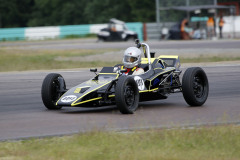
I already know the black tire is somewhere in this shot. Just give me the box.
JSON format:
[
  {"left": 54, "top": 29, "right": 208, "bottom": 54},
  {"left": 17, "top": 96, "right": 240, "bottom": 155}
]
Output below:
[
  {"left": 126, "top": 36, "right": 135, "bottom": 42},
  {"left": 115, "top": 76, "right": 139, "bottom": 114},
  {"left": 97, "top": 37, "right": 105, "bottom": 42},
  {"left": 182, "top": 67, "right": 209, "bottom": 106},
  {"left": 41, "top": 73, "right": 66, "bottom": 110}
]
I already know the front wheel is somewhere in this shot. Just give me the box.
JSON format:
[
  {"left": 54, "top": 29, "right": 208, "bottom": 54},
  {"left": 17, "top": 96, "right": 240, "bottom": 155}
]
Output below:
[
  {"left": 115, "top": 76, "right": 139, "bottom": 114},
  {"left": 41, "top": 73, "right": 66, "bottom": 110},
  {"left": 182, "top": 67, "right": 209, "bottom": 106}
]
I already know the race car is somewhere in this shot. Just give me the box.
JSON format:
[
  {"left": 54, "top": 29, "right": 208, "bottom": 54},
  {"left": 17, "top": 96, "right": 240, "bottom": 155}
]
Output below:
[
  {"left": 97, "top": 18, "right": 138, "bottom": 42},
  {"left": 41, "top": 40, "right": 209, "bottom": 114}
]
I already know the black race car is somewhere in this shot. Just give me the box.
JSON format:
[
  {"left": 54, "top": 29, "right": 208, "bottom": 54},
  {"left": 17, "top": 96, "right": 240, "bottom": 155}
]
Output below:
[
  {"left": 97, "top": 18, "right": 138, "bottom": 42},
  {"left": 41, "top": 40, "right": 209, "bottom": 114}
]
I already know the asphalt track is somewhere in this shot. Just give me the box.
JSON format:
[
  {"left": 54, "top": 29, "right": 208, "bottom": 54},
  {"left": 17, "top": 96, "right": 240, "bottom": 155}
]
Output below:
[{"left": 0, "top": 64, "right": 240, "bottom": 141}]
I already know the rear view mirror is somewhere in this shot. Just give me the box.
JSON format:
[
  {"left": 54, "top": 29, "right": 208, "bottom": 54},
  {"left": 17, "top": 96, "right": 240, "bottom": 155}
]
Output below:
[{"left": 150, "top": 52, "right": 155, "bottom": 58}]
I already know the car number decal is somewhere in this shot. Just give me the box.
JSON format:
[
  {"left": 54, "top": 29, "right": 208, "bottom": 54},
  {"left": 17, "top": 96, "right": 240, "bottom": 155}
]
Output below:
[
  {"left": 134, "top": 76, "right": 145, "bottom": 91},
  {"left": 61, "top": 95, "right": 77, "bottom": 103}
]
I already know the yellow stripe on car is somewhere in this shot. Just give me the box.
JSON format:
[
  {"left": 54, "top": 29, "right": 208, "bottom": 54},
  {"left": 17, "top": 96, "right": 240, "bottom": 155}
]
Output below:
[
  {"left": 73, "top": 97, "right": 102, "bottom": 105},
  {"left": 139, "top": 88, "right": 158, "bottom": 93}
]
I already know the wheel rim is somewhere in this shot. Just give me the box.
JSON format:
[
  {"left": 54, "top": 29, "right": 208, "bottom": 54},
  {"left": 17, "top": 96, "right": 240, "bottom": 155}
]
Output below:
[
  {"left": 51, "top": 78, "right": 61, "bottom": 103},
  {"left": 124, "top": 85, "right": 135, "bottom": 108},
  {"left": 193, "top": 74, "right": 206, "bottom": 98}
]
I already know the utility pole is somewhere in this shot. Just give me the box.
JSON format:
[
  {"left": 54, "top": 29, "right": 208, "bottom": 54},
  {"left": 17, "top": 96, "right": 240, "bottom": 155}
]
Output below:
[
  {"left": 186, "top": 0, "right": 190, "bottom": 21},
  {"left": 156, "top": 0, "right": 160, "bottom": 24},
  {"left": 214, "top": 0, "right": 218, "bottom": 37},
  {"left": 214, "top": 0, "right": 218, "bottom": 19},
  {"left": 155, "top": 0, "right": 160, "bottom": 38}
]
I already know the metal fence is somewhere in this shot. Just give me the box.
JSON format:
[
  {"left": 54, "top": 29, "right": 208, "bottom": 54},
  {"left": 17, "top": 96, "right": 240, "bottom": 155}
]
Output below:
[
  {"left": 146, "top": 15, "right": 240, "bottom": 40},
  {"left": 146, "top": 22, "right": 175, "bottom": 40}
]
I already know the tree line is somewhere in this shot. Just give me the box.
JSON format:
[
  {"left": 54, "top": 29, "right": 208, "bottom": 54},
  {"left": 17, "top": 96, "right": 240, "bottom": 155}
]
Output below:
[{"left": 0, "top": 0, "right": 156, "bottom": 28}]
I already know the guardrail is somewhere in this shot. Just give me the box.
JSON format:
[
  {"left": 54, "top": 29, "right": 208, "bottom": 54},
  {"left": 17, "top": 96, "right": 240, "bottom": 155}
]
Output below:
[{"left": 145, "top": 22, "right": 175, "bottom": 40}]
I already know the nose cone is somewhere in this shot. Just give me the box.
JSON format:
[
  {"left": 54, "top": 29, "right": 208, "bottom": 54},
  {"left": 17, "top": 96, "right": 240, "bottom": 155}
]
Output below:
[
  {"left": 56, "top": 85, "right": 92, "bottom": 106},
  {"left": 56, "top": 80, "right": 101, "bottom": 106}
]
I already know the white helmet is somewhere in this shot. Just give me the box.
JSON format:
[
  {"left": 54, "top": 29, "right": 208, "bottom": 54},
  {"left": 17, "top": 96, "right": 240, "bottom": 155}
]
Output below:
[{"left": 123, "top": 47, "right": 142, "bottom": 68}]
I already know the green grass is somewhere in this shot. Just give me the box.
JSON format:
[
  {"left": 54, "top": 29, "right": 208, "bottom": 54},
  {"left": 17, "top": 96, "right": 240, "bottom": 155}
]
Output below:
[
  {"left": 63, "top": 33, "right": 97, "bottom": 39},
  {"left": 0, "top": 48, "right": 120, "bottom": 72},
  {"left": 0, "top": 125, "right": 239, "bottom": 160},
  {"left": 0, "top": 34, "right": 97, "bottom": 42},
  {"left": 181, "top": 56, "right": 240, "bottom": 63},
  {"left": 0, "top": 48, "right": 240, "bottom": 72}
]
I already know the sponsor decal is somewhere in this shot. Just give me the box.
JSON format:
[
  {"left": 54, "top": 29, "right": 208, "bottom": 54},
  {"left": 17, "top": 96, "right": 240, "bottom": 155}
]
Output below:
[
  {"left": 61, "top": 95, "right": 77, "bottom": 103},
  {"left": 134, "top": 76, "right": 145, "bottom": 91}
]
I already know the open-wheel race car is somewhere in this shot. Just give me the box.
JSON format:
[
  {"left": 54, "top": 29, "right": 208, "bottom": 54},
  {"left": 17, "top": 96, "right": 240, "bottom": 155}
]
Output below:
[{"left": 41, "top": 40, "right": 209, "bottom": 114}]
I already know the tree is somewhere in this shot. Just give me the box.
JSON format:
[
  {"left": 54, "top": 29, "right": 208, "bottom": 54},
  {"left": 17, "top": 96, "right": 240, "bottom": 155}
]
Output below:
[
  {"left": 83, "top": 0, "right": 155, "bottom": 24},
  {"left": 0, "top": 0, "right": 33, "bottom": 28},
  {"left": 83, "top": 0, "right": 133, "bottom": 24},
  {"left": 0, "top": 0, "right": 157, "bottom": 28},
  {"left": 127, "top": 0, "right": 155, "bottom": 22},
  {"left": 28, "top": 0, "right": 88, "bottom": 26}
]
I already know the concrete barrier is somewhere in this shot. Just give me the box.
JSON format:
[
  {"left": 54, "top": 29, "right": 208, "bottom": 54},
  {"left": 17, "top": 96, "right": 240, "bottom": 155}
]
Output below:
[
  {"left": 126, "top": 22, "right": 143, "bottom": 41},
  {"left": 60, "top": 25, "right": 90, "bottom": 38},
  {"left": 0, "top": 22, "right": 143, "bottom": 41},
  {"left": 0, "top": 28, "right": 25, "bottom": 41},
  {"left": 25, "top": 26, "right": 60, "bottom": 40}
]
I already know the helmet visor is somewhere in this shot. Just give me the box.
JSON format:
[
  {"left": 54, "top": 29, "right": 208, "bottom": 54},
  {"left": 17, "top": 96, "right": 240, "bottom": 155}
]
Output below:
[{"left": 124, "top": 56, "right": 138, "bottom": 63}]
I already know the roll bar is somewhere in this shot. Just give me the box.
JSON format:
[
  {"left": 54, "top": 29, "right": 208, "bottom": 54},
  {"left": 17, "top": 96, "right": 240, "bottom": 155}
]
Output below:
[{"left": 135, "top": 39, "right": 152, "bottom": 70}]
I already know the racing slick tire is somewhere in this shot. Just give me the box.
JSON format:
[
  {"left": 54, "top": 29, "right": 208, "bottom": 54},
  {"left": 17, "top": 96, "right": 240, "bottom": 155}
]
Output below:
[
  {"left": 97, "top": 37, "right": 105, "bottom": 42},
  {"left": 182, "top": 67, "right": 209, "bottom": 106},
  {"left": 41, "top": 73, "right": 66, "bottom": 110},
  {"left": 115, "top": 76, "right": 139, "bottom": 114}
]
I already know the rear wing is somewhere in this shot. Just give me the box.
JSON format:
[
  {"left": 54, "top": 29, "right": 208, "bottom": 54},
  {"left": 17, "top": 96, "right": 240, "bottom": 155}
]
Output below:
[{"left": 158, "top": 55, "right": 181, "bottom": 70}]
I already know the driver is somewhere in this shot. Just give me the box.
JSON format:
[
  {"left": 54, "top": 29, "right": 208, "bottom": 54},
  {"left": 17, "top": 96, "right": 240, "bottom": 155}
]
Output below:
[{"left": 121, "top": 47, "right": 144, "bottom": 75}]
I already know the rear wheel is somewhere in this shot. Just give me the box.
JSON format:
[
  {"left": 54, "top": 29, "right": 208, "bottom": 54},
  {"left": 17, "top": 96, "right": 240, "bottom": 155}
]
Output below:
[
  {"left": 97, "top": 37, "right": 105, "bottom": 42},
  {"left": 41, "top": 73, "right": 66, "bottom": 110},
  {"left": 115, "top": 76, "right": 139, "bottom": 114},
  {"left": 182, "top": 67, "right": 209, "bottom": 106}
]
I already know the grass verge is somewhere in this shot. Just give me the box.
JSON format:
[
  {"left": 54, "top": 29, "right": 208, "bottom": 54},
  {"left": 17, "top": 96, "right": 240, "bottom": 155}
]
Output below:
[
  {"left": 181, "top": 56, "right": 240, "bottom": 63},
  {"left": 0, "top": 48, "right": 120, "bottom": 72},
  {"left": 0, "top": 48, "right": 240, "bottom": 72},
  {"left": 0, "top": 125, "right": 239, "bottom": 160}
]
